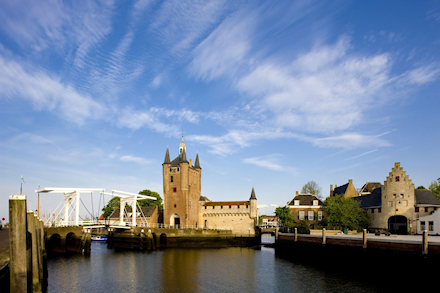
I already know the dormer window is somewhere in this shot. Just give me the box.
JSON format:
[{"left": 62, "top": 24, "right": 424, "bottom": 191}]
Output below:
[
  {"left": 313, "top": 200, "right": 319, "bottom": 206},
  {"left": 294, "top": 200, "right": 300, "bottom": 206}
]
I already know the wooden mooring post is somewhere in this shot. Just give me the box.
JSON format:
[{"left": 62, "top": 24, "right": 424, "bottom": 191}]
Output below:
[{"left": 422, "top": 230, "right": 428, "bottom": 255}]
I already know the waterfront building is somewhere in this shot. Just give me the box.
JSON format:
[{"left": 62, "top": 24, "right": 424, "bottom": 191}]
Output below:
[
  {"left": 332, "top": 162, "right": 440, "bottom": 234},
  {"left": 162, "top": 137, "right": 258, "bottom": 235},
  {"left": 262, "top": 216, "right": 278, "bottom": 228},
  {"left": 108, "top": 205, "right": 161, "bottom": 227},
  {"left": 286, "top": 192, "right": 324, "bottom": 224}
]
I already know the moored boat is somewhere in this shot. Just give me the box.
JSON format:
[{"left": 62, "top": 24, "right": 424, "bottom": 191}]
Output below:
[{"left": 91, "top": 235, "right": 108, "bottom": 242}]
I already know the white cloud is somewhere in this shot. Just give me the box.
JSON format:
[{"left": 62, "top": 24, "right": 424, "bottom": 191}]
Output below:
[
  {"left": 343, "top": 149, "right": 378, "bottom": 161},
  {"left": 305, "top": 132, "right": 391, "bottom": 149},
  {"left": 119, "top": 155, "right": 153, "bottom": 165},
  {"left": 242, "top": 154, "right": 296, "bottom": 173},
  {"left": 189, "top": 9, "right": 255, "bottom": 81},
  {"left": 0, "top": 0, "right": 115, "bottom": 66},
  {"left": 238, "top": 37, "right": 393, "bottom": 133},
  {"left": 0, "top": 56, "right": 105, "bottom": 125}
]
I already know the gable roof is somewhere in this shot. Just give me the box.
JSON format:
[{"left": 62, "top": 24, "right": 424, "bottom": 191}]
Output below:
[
  {"left": 288, "top": 194, "right": 322, "bottom": 206},
  {"left": 109, "top": 206, "right": 158, "bottom": 219},
  {"left": 415, "top": 190, "right": 440, "bottom": 207},
  {"left": 353, "top": 188, "right": 382, "bottom": 209},
  {"left": 333, "top": 183, "right": 349, "bottom": 196}
]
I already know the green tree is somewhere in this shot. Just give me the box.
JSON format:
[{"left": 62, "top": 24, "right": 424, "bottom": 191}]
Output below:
[
  {"left": 321, "top": 195, "right": 370, "bottom": 231},
  {"left": 301, "top": 180, "right": 322, "bottom": 200},
  {"left": 429, "top": 178, "right": 440, "bottom": 200},
  {"left": 275, "top": 206, "right": 295, "bottom": 228},
  {"left": 101, "top": 196, "right": 122, "bottom": 218},
  {"left": 416, "top": 186, "right": 427, "bottom": 190},
  {"left": 259, "top": 214, "right": 266, "bottom": 226},
  {"left": 137, "top": 189, "right": 163, "bottom": 210}
]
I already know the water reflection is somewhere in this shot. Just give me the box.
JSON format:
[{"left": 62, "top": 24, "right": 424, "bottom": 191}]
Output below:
[{"left": 48, "top": 238, "right": 402, "bottom": 292}]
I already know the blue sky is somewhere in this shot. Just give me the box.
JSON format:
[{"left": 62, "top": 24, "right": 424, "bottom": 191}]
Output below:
[{"left": 1, "top": 0, "right": 439, "bottom": 220}]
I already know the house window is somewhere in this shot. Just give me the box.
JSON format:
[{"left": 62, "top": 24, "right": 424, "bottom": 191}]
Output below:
[
  {"left": 318, "top": 211, "right": 323, "bottom": 221},
  {"left": 429, "top": 221, "right": 434, "bottom": 231},
  {"left": 171, "top": 176, "right": 173, "bottom": 183},
  {"left": 415, "top": 207, "right": 419, "bottom": 213},
  {"left": 177, "top": 168, "right": 179, "bottom": 171},
  {"left": 395, "top": 176, "right": 400, "bottom": 182},
  {"left": 378, "top": 208, "right": 381, "bottom": 213},
  {"left": 173, "top": 187, "right": 177, "bottom": 193},
  {"left": 299, "top": 211, "right": 305, "bottom": 220},
  {"left": 371, "top": 209, "right": 374, "bottom": 213},
  {"left": 425, "top": 207, "right": 429, "bottom": 212},
  {"left": 421, "top": 221, "right": 425, "bottom": 231},
  {"left": 308, "top": 211, "right": 314, "bottom": 221}
]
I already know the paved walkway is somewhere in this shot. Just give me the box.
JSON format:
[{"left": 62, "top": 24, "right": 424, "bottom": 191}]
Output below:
[
  {"left": 0, "top": 228, "right": 9, "bottom": 267},
  {"left": 281, "top": 232, "right": 440, "bottom": 243}
]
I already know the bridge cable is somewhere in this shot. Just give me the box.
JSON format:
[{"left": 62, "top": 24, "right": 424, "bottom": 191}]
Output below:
[{"left": 90, "top": 191, "right": 95, "bottom": 220}]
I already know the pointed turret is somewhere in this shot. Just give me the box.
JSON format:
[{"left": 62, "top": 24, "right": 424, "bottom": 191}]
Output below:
[
  {"left": 194, "top": 151, "right": 200, "bottom": 168},
  {"left": 250, "top": 187, "right": 257, "bottom": 200},
  {"left": 181, "top": 147, "right": 188, "bottom": 163},
  {"left": 163, "top": 146, "right": 170, "bottom": 164}
]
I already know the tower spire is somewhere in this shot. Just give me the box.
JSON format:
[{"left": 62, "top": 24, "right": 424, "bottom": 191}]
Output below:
[
  {"left": 250, "top": 186, "right": 256, "bottom": 200},
  {"left": 194, "top": 151, "right": 200, "bottom": 168},
  {"left": 163, "top": 146, "right": 170, "bottom": 164}
]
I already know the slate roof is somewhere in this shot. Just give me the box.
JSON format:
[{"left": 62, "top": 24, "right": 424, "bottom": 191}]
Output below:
[
  {"left": 287, "top": 194, "right": 322, "bottom": 206},
  {"left": 163, "top": 147, "right": 170, "bottom": 164},
  {"left": 109, "top": 206, "right": 157, "bottom": 219},
  {"left": 250, "top": 187, "right": 257, "bottom": 200},
  {"left": 194, "top": 152, "right": 200, "bottom": 168},
  {"left": 333, "top": 183, "right": 349, "bottom": 196},
  {"left": 415, "top": 190, "right": 440, "bottom": 206},
  {"left": 170, "top": 151, "right": 189, "bottom": 167},
  {"left": 359, "top": 182, "right": 382, "bottom": 194},
  {"left": 353, "top": 188, "right": 382, "bottom": 209},
  {"left": 199, "top": 196, "right": 210, "bottom": 202}
]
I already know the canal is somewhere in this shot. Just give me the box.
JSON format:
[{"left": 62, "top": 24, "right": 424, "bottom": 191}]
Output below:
[{"left": 47, "top": 235, "right": 422, "bottom": 292}]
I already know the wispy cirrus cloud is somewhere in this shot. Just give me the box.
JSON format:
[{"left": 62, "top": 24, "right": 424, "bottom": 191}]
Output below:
[
  {"left": 343, "top": 149, "right": 378, "bottom": 161},
  {"left": 0, "top": 55, "right": 105, "bottom": 125},
  {"left": 243, "top": 154, "right": 297, "bottom": 174},
  {"left": 0, "top": 0, "right": 115, "bottom": 66},
  {"left": 119, "top": 155, "right": 153, "bottom": 165}
]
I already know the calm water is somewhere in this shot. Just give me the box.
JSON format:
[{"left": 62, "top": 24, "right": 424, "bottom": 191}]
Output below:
[{"left": 47, "top": 235, "right": 388, "bottom": 293}]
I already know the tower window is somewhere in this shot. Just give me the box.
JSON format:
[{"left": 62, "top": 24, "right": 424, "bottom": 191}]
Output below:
[
  {"left": 221, "top": 206, "right": 223, "bottom": 209},
  {"left": 246, "top": 205, "right": 248, "bottom": 208},
  {"left": 213, "top": 206, "right": 215, "bottom": 209},
  {"left": 171, "top": 176, "right": 173, "bottom": 183},
  {"left": 237, "top": 205, "right": 240, "bottom": 209},
  {"left": 177, "top": 168, "right": 179, "bottom": 171},
  {"left": 174, "top": 204, "right": 176, "bottom": 208},
  {"left": 173, "top": 187, "right": 177, "bottom": 193},
  {"left": 415, "top": 207, "right": 419, "bottom": 213},
  {"left": 229, "top": 205, "right": 231, "bottom": 209}
]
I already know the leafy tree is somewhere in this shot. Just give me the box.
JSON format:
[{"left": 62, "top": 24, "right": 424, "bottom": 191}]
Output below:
[
  {"left": 137, "top": 189, "right": 163, "bottom": 210},
  {"left": 429, "top": 178, "right": 440, "bottom": 201},
  {"left": 259, "top": 214, "right": 266, "bottom": 226},
  {"left": 101, "top": 196, "right": 122, "bottom": 218},
  {"left": 301, "top": 180, "right": 322, "bottom": 200},
  {"left": 275, "top": 206, "right": 295, "bottom": 228},
  {"left": 416, "top": 186, "right": 427, "bottom": 190},
  {"left": 321, "top": 195, "right": 370, "bottom": 231}
]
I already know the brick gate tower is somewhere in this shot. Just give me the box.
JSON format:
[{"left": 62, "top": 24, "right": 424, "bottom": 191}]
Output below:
[{"left": 162, "top": 136, "right": 201, "bottom": 227}]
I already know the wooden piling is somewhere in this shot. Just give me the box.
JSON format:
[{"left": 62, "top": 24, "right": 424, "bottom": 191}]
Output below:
[
  {"left": 422, "top": 230, "right": 428, "bottom": 255},
  {"left": 363, "top": 229, "right": 367, "bottom": 250},
  {"left": 322, "top": 228, "right": 326, "bottom": 245},
  {"left": 27, "top": 212, "right": 41, "bottom": 292},
  {"left": 9, "top": 195, "right": 29, "bottom": 293},
  {"left": 294, "top": 228, "right": 297, "bottom": 242}
]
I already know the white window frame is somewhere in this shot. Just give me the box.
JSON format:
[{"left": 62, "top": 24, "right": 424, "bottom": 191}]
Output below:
[
  {"left": 318, "top": 211, "right": 323, "bottom": 221},
  {"left": 299, "top": 211, "right": 305, "bottom": 220},
  {"left": 308, "top": 211, "right": 314, "bottom": 221}
]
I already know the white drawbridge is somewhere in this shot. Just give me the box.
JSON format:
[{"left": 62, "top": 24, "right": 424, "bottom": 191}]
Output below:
[
  {"left": 35, "top": 187, "right": 104, "bottom": 226},
  {"left": 101, "top": 190, "right": 157, "bottom": 228}
]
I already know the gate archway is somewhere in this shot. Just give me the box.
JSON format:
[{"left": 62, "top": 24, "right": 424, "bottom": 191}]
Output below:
[
  {"left": 170, "top": 214, "right": 180, "bottom": 228},
  {"left": 388, "top": 216, "right": 408, "bottom": 235}
]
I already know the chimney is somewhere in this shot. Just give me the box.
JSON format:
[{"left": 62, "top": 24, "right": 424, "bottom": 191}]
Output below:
[
  {"left": 330, "top": 184, "right": 333, "bottom": 197},
  {"left": 189, "top": 159, "right": 192, "bottom": 166},
  {"left": 349, "top": 179, "right": 353, "bottom": 185},
  {"left": 312, "top": 190, "right": 315, "bottom": 195},
  {"left": 296, "top": 191, "right": 298, "bottom": 195}
]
